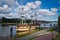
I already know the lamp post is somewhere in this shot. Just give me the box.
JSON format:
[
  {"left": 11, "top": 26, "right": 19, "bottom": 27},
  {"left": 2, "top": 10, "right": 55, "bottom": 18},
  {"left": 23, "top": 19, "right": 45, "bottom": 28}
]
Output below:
[
  {"left": 21, "top": 15, "right": 24, "bottom": 24},
  {"left": 31, "top": 15, "right": 34, "bottom": 24}
]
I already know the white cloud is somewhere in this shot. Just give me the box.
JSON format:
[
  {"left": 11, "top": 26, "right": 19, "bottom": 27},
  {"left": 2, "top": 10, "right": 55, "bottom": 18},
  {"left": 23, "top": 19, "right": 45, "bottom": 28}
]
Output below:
[
  {"left": 4, "top": 0, "right": 19, "bottom": 7},
  {"left": 0, "top": 13, "right": 13, "bottom": 19},
  {"left": 5, "top": 13, "right": 21, "bottom": 19},
  {"left": 0, "top": 5, "right": 11, "bottom": 14},
  {"left": 0, "top": 14, "right": 3, "bottom": 18},
  {"left": 35, "top": 1, "right": 42, "bottom": 7},
  {"left": 46, "top": 11, "right": 56, "bottom": 15},
  {"left": 37, "top": 9, "right": 49, "bottom": 14},
  {"left": 13, "top": 13, "right": 21, "bottom": 18},
  {"left": 0, "top": 0, "right": 58, "bottom": 20},
  {"left": 37, "top": 9, "right": 57, "bottom": 15},
  {"left": 38, "top": 15, "right": 44, "bottom": 18},
  {"left": 16, "top": 5, "right": 30, "bottom": 15},
  {"left": 15, "top": 1, "right": 19, "bottom": 6},
  {"left": 26, "top": 15, "right": 31, "bottom": 19},
  {"left": 0, "top": 0, "right": 2, "bottom": 6},
  {"left": 26, "top": 1, "right": 41, "bottom": 9},
  {"left": 34, "top": 14, "right": 44, "bottom": 20},
  {"left": 51, "top": 8, "right": 58, "bottom": 12},
  {"left": 26, "top": 2, "right": 35, "bottom": 9}
]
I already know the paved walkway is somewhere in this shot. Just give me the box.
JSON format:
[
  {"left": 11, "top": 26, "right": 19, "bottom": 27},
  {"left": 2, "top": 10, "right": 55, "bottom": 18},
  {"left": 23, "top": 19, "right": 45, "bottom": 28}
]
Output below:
[
  {"left": 33, "top": 31, "right": 58, "bottom": 40},
  {"left": 17, "top": 30, "right": 50, "bottom": 40}
]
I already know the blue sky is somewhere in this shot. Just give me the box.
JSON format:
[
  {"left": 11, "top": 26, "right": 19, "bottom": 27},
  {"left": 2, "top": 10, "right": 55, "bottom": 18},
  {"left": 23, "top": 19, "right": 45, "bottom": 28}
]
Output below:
[
  {"left": 0, "top": 0, "right": 60, "bottom": 21},
  {"left": 17, "top": 0, "right": 60, "bottom": 8}
]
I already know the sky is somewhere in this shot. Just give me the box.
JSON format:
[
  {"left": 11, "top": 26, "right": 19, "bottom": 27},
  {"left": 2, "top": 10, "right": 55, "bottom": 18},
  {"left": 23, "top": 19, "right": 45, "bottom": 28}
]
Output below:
[{"left": 0, "top": 0, "right": 60, "bottom": 21}]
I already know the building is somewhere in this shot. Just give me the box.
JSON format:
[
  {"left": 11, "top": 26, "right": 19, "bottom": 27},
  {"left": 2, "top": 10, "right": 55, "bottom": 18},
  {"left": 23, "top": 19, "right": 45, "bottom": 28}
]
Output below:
[
  {"left": 40, "top": 21, "right": 58, "bottom": 29},
  {"left": 0, "top": 23, "right": 16, "bottom": 37}
]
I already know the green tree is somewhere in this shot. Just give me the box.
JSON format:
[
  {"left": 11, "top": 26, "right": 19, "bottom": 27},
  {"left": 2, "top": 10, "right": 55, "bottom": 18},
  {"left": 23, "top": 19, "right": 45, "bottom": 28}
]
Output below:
[
  {"left": 2, "top": 17, "right": 6, "bottom": 23},
  {"left": 26, "top": 19, "right": 31, "bottom": 23},
  {"left": 58, "top": 15, "right": 60, "bottom": 27}
]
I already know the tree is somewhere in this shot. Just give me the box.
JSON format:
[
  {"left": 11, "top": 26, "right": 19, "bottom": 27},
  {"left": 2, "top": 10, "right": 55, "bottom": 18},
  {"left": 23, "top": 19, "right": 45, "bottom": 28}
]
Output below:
[
  {"left": 2, "top": 17, "right": 6, "bottom": 23},
  {"left": 58, "top": 15, "right": 60, "bottom": 27},
  {"left": 26, "top": 19, "right": 31, "bottom": 23},
  {"left": 2, "top": 17, "right": 20, "bottom": 23}
]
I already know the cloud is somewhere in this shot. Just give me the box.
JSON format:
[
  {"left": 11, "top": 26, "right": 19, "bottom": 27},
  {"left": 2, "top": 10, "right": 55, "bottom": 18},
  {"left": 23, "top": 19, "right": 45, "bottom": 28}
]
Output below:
[
  {"left": 25, "top": 15, "right": 31, "bottom": 19},
  {"left": 16, "top": 5, "right": 30, "bottom": 15},
  {"left": 0, "top": 14, "right": 3, "bottom": 18},
  {"left": 26, "top": 2, "right": 34, "bottom": 8},
  {"left": 0, "top": 0, "right": 3, "bottom": 6},
  {"left": 0, "top": 13, "right": 13, "bottom": 19},
  {"left": 13, "top": 13, "right": 21, "bottom": 18},
  {"left": 0, "top": 5, "right": 11, "bottom": 14},
  {"left": 38, "top": 15, "right": 44, "bottom": 18},
  {"left": 37, "top": 8, "right": 57, "bottom": 15},
  {"left": 15, "top": 1, "right": 42, "bottom": 19},
  {"left": 0, "top": 0, "right": 58, "bottom": 20},
  {"left": 5, "top": 13, "right": 21, "bottom": 19},
  {"left": 16, "top": 4, "right": 58, "bottom": 19},
  {"left": 51, "top": 8, "right": 58, "bottom": 12},
  {"left": 26, "top": 1, "right": 41, "bottom": 9},
  {"left": 37, "top": 15, "right": 44, "bottom": 20},
  {"left": 4, "top": 0, "right": 19, "bottom": 7},
  {"left": 35, "top": 1, "right": 42, "bottom": 7},
  {"left": 46, "top": 11, "right": 56, "bottom": 15},
  {"left": 37, "top": 9, "right": 49, "bottom": 14}
]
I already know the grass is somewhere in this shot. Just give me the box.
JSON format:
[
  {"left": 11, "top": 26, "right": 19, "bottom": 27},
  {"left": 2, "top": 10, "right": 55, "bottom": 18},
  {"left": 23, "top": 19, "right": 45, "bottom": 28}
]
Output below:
[
  {"left": 54, "top": 33, "right": 60, "bottom": 40},
  {"left": 47, "top": 29, "right": 54, "bottom": 32},
  {"left": 15, "top": 29, "right": 40, "bottom": 38},
  {"left": 50, "top": 27, "right": 60, "bottom": 40}
]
